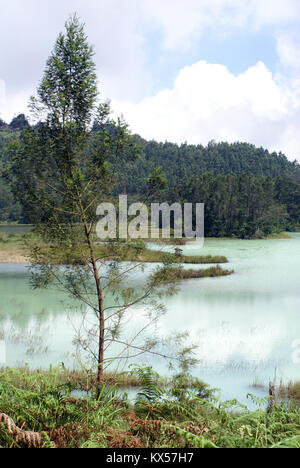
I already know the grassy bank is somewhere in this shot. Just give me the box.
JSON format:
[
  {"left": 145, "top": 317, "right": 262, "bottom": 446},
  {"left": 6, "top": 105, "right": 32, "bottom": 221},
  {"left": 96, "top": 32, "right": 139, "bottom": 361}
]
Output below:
[
  {"left": 204, "top": 232, "right": 291, "bottom": 240},
  {"left": 266, "top": 232, "right": 291, "bottom": 239},
  {"left": 251, "top": 379, "right": 300, "bottom": 405},
  {"left": 0, "top": 233, "right": 31, "bottom": 263},
  {"left": 108, "top": 246, "right": 228, "bottom": 265},
  {"left": 0, "top": 233, "right": 228, "bottom": 265},
  {"left": 0, "top": 366, "right": 299, "bottom": 449},
  {"left": 151, "top": 265, "right": 233, "bottom": 284},
  {"left": 0, "top": 228, "right": 292, "bottom": 265},
  {"left": 284, "top": 382, "right": 300, "bottom": 402},
  {"left": 0, "top": 366, "right": 148, "bottom": 391}
]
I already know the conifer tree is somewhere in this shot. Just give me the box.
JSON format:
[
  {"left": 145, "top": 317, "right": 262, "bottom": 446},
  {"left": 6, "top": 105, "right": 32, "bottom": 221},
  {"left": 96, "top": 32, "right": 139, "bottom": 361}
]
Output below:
[{"left": 7, "top": 15, "right": 189, "bottom": 387}]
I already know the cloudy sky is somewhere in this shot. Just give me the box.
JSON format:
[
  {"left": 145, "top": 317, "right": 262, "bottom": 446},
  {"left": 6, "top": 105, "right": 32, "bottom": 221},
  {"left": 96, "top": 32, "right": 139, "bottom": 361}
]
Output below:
[{"left": 1, "top": 0, "right": 300, "bottom": 160}]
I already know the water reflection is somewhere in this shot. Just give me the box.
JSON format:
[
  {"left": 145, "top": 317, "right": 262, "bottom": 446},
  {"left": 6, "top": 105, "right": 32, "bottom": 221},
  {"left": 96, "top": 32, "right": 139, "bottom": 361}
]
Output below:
[{"left": 0, "top": 234, "right": 300, "bottom": 407}]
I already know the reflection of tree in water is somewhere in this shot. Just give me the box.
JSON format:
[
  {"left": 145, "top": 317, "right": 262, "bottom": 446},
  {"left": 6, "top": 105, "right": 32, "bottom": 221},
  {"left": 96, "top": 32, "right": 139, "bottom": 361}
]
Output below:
[
  {"left": 0, "top": 286, "right": 81, "bottom": 328},
  {"left": 0, "top": 266, "right": 81, "bottom": 327},
  {"left": 3, "top": 315, "right": 50, "bottom": 356}
]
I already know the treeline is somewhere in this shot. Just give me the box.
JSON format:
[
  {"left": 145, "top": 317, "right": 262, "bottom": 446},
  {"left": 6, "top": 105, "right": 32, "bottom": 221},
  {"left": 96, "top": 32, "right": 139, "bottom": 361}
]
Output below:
[
  {"left": 112, "top": 137, "right": 300, "bottom": 237},
  {"left": 0, "top": 116, "right": 30, "bottom": 222},
  {"left": 113, "top": 137, "right": 300, "bottom": 195},
  {"left": 1, "top": 114, "right": 300, "bottom": 237},
  {"left": 172, "top": 173, "right": 300, "bottom": 238}
]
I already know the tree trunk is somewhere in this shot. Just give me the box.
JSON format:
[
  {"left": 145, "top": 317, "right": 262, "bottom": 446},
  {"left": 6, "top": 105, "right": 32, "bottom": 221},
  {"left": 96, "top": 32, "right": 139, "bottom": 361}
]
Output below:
[{"left": 83, "top": 221, "right": 105, "bottom": 387}]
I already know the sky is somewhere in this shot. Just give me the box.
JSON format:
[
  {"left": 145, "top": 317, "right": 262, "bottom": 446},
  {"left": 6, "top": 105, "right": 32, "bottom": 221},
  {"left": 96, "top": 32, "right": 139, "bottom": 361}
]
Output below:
[{"left": 1, "top": 0, "right": 300, "bottom": 161}]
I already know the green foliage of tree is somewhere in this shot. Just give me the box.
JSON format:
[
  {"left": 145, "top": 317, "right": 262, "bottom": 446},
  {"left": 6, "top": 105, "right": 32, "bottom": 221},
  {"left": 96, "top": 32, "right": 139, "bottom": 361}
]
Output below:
[
  {"left": 9, "top": 114, "right": 29, "bottom": 131},
  {"left": 172, "top": 173, "right": 290, "bottom": 238},
  {"left": 117, "top": 138, "right": 300, "bottom": 197},
  {"left": 0, "top": 127, "right": 26, "bottom": 223},
  {"left": 2, "top": 120, "right": 300, "bottom": 232},
  {"left": 34, "top": 17, "right": 97, "bottom": 130},
  {"left": 105, "top": 138, "right": 300, "bottom": 236},
  {"left": 0, "top": 118, "right": 7, "bottom": 129}
]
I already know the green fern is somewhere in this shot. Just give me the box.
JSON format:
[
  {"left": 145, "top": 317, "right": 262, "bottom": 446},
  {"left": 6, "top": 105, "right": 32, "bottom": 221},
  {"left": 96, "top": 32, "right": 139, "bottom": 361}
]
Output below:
[{"left": 129, "top": 365, "right": 165, "bottom": 404}]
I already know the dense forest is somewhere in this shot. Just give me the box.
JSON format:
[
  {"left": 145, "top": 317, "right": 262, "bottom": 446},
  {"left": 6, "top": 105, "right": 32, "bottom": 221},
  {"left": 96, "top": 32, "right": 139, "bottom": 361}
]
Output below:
[
  {"left": 0, "top": 115, "right": 30, "bottom": 223},
  {"left": 1, "top": 114, "right": 300, "bottom": 237}
]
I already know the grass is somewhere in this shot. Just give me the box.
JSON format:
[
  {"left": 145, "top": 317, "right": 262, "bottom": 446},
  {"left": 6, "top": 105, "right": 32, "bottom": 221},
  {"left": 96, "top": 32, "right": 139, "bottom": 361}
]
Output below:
[
  {"left": 0, "top": 233, "right": 31, "bottom": 263},
  {"left": 0, "top": 232, "right": 229, "bottom": 265},
  {"left": 287, "top": 382, "right": 300, "bottom": 402},
  {"left": 108, "top": 247, "right": 228, "bottom": 265},
  {"left": 203, "top": 232, "right": 292, "bottom": 240},
  {"left": 266, "top": 232, "right": 291, "bottom": 239},
  {"left": 0, "top": 366, "right": 299, "bottom": 449},
  {"left": 0, "top": 366, "right": 151, "bottom": 391},
  {"left": 151, "top": 265, "right": 233, "bottom": 284},
  {"left": 0, "top": 232, "right": 26, "bottom": 246},
  {"left": 250, "top": 378, "right": 266, "bottom": 389},
  {"left": 250, "top": 379, "right": 300, "bottom": 405},
  {"left": 278, "top": 381, "right": 300, "bottom": 403}
]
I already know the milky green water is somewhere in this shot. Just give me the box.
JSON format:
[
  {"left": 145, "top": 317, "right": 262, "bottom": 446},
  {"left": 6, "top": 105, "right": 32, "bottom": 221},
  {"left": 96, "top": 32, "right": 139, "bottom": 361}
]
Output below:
[{"left": 0, "top": 234, "right": 300, "bottom": 406}]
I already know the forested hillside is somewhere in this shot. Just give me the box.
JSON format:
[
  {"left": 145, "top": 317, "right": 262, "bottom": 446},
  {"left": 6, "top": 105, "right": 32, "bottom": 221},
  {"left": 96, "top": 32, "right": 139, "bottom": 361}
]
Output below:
[
  {"left": 0, "top": 115, "right": 29, "bottom": 223},
  {"left": 1, "top": 114, "right": 300, "bottom": 236},
  {"left": 117, "top": 137, "right": 300, "bottom": 195},
  {"left": 113, "top": 137, "right": 300, "bottom": 237}
]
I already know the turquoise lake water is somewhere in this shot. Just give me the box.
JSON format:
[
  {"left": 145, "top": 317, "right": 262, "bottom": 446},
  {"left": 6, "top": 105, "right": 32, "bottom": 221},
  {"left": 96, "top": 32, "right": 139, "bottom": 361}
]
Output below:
[{"left": 0, "top": 234, "right": 300, "bottom": 407}]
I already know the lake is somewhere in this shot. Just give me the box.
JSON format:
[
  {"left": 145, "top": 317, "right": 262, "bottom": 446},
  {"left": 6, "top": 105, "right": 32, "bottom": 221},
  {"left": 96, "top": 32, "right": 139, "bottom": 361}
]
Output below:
[
  {"left": 0, "top": 225, "right": 33, "bottom": 234},
  {"left": 0, "top": 234, "right": 300, "bottom": 407}
]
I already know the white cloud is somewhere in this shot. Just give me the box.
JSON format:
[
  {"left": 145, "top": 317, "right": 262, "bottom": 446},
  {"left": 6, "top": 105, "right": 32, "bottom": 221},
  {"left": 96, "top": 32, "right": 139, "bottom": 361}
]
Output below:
[
  {"left": 250, "top": 0, "right": 300, "bottom": 27},
  {"left": 112, "top": 61, "right": 300, "bottom": 161},
  {"left": 1, "top": 0, "right": 300, "bottom": 160},
  {"left": 1, "top": 0, "right": 300, "bottom": 109},
  {"left": 0, "top": 0, "right": 149, "bottom": 118},
  {"left": 140, "top": 0, "right": 300, "bottom": 51},
  {"left": 0, "top": 80, "right": 32, "bottom": 123},
  {"left": 276, "top": 34, "right": 300, "bottom": 69}
]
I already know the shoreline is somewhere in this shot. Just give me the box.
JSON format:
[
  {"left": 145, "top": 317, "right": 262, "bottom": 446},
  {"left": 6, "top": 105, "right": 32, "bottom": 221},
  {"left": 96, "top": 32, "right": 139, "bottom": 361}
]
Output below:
[
  {"left": 0, "top": 252, "right": 29, "bottom": 264},
  {"left": 0, "top": 233, "right": 291, "bottom": 265},
  {"left": 0, "top": 231, "right": 293, "bottom": 264}
]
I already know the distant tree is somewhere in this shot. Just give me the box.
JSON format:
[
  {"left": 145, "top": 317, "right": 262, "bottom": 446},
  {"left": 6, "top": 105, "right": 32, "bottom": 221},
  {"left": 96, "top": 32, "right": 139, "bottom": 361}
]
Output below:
[
  {"left": 0, "top": 181, "right": 23, "bottom": 222},
  {"left": 9, "top": 114, "right": 29, "bottom": 131},
  {"left": 0, "top": 118, "right": 7, "bottom": 130}
]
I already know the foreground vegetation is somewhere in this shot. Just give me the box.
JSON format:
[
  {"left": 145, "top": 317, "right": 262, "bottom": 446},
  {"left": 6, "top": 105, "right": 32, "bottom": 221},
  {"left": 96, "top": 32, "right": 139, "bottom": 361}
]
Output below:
[
  {"left": 0, "top": 366, "right": 299, "bottom": 449},
  {"left": 252, "top": 380, "right": 300, "bottom": 403}
]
